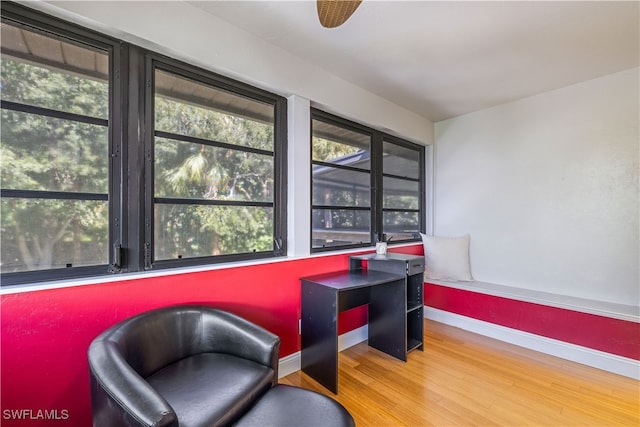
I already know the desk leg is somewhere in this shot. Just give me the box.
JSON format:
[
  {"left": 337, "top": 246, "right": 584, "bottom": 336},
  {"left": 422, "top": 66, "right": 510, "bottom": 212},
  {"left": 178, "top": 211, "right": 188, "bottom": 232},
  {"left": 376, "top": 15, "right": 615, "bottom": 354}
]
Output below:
[
  {"left": 301, "top": 281, "right": 339, "bottom": 393},
  {"left": 369, "top": 278, "right": 406, "bottom": 361}
]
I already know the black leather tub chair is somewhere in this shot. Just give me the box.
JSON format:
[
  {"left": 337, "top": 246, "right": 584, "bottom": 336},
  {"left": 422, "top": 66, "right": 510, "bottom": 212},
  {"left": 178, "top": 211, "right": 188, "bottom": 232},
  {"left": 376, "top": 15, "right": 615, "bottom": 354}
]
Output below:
[{"left": 88, "top": 305, "right": 354, "bottom": 427}]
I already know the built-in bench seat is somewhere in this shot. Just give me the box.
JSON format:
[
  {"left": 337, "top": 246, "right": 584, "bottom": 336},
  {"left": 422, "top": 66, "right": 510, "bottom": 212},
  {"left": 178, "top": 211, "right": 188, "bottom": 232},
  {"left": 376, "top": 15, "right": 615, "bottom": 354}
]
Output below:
[
  {"left": 424, "top": 279, "right": 639, "bottom": 322},
  {"left": 422, "top": 278, "right": 640, "bottom": 379}
]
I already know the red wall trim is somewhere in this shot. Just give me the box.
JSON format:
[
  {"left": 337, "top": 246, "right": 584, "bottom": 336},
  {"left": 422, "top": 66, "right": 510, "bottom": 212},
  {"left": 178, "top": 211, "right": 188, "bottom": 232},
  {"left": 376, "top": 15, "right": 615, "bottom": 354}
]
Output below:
[
  {"left": 0, "top": 245, "right": 422, "bottom": 426},
  {"left": 424, "top": 283, "right": 640, "bottom": 361}
]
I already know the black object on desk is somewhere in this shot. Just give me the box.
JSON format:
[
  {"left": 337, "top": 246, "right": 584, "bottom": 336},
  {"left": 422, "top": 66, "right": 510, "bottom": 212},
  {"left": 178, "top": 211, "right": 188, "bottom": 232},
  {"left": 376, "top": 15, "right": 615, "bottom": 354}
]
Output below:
[{"left": 300, "top": 269, "right": 406, "bottom": 394}]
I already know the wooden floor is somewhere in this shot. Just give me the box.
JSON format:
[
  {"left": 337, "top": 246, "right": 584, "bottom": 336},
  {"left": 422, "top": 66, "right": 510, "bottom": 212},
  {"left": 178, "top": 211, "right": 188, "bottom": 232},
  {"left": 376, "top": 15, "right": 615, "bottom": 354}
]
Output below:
[{"left": 280, "top": 320, "right": 640, "bottom": 426}]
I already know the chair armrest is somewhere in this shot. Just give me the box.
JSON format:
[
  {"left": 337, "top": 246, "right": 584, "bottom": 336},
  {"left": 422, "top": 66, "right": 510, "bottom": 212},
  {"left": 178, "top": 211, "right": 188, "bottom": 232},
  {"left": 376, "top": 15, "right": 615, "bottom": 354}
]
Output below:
[
  {"left": 88, "top": 340, "right": 178, "bottom": 427},
  {"left": 203, "top": 309, "right": 281, "bottom": 380}
]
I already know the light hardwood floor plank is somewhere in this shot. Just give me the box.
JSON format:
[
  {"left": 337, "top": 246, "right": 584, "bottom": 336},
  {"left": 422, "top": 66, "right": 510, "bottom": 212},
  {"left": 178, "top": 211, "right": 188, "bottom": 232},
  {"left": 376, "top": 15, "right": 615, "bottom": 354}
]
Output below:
[{"left": 281, "top": 320, "right": 640, "bottom": 426}]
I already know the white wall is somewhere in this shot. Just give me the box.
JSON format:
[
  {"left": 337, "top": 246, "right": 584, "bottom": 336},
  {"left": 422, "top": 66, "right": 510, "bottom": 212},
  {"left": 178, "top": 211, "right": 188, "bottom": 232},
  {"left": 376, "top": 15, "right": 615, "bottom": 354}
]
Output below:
[
  {"left": 33, "top": 0, "right": 432, "bottom": 146},
  {"left": 434, "top": 68, "right": 639, "bottom": 306}
]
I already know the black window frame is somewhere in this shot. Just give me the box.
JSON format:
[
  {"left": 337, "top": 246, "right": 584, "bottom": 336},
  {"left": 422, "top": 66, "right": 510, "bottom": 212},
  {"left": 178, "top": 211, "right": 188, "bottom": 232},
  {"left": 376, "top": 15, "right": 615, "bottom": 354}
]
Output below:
[
  {"left": 380, "top": 135, "right": 425, "bottom": 241},
  {"left": 143, "top": 54, "right": 288, "bottom": 270},
  {"left": 310, "top": 108, "right": 425, "bottom": 253},
  {"left": 0, "top": 2, "right": 125, "bottom": 285},
  {"left": 0, "top": 2, "right": 287, "bottom": 286}
]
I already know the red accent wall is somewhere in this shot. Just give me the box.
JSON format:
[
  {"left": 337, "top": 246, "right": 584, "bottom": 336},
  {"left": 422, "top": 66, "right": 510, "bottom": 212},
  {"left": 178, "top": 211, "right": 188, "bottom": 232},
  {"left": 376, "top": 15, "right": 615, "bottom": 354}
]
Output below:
[
  {"left": 0, "top": 245, "right": 422, "bottom": 426},
  {"left": 424, "top": 283, "right": 640, "bottom": 360}
]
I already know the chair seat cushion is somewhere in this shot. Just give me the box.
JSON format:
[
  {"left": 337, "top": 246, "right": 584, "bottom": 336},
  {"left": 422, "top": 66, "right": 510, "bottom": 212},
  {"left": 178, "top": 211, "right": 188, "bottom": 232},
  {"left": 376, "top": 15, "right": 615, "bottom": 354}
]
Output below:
[
  {"left": 235, "top": 385, "right": 355, "bottom": 427},
  {"left": 146, "top": 353, "right": 274, "bottom": 427}
]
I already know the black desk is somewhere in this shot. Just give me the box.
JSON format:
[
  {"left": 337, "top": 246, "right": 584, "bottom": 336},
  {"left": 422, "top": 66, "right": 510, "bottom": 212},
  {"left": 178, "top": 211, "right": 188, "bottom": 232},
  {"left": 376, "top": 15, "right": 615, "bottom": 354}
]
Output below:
[{"left": 300, "top": 269, "right": 406, "bottom": 394}]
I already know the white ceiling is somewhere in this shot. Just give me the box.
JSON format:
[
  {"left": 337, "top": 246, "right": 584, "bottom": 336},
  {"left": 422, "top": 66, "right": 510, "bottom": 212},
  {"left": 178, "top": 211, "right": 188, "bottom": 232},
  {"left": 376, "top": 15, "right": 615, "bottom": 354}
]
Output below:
[{"left": 187, "top": 0, "right": 639, "bottom": 122}]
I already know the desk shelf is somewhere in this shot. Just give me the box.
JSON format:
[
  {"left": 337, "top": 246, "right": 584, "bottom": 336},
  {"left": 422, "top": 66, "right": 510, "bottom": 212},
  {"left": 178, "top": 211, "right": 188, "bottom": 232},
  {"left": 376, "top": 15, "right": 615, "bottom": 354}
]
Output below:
[
  {"left": 350, "top": 253, "right": 425, "bottom": 354},
  {"left": 407, "top": 301, "right": 422, "bottom": 312},
  {"left": 407, "top": 338, "right": 423, "bottom": 353}
]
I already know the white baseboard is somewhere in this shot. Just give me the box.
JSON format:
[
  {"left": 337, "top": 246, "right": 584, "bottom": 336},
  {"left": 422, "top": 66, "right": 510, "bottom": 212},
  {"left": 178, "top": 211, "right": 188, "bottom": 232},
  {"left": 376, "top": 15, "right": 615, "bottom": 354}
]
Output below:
[
  {"left": 278, "top": 351, "right": 301, "bottom": 379},
  {"left": 281, "top": 311, "right": 640, "bottom": 380},
  {"left": 425, "top": 306, "right": 640, "bottom": 380},
  {"left": 278, "top": 325, "right": 368, "bottom": 379}
]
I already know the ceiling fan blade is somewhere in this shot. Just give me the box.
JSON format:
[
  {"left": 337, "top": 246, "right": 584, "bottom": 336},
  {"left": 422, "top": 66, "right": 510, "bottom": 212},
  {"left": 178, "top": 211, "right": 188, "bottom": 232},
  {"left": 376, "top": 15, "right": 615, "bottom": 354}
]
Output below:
[{"left": 317, "top": 0, "right": 362, "bottom": 28}]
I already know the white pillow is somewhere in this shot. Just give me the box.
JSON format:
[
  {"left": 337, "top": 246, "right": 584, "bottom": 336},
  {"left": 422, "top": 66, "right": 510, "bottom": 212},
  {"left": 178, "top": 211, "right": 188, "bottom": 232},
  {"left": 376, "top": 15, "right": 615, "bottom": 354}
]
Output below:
[{"left": 420, "top": 233, "right": 473, "bottom": 281}]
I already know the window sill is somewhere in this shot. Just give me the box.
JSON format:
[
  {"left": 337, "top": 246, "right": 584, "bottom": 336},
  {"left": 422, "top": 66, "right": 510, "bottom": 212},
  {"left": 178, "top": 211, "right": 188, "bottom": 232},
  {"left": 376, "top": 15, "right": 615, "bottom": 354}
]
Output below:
[{"left": 1, "top": 243, "right": 419, "bottom": 295}]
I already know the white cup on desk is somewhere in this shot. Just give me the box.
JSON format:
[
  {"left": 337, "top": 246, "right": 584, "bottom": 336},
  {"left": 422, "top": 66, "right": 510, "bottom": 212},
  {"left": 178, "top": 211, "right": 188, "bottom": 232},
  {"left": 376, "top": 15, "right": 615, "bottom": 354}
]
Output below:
[{"left": 375, "top": 241, "right": 387, "bottom": 256}]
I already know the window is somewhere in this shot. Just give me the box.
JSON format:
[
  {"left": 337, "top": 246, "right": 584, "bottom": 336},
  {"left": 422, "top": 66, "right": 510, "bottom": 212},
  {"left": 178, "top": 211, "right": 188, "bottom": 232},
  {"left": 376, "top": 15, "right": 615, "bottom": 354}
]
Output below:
[
  {"left": 147, "top": 62, "right": 287, "bottom": 268},
  {"left": 0, "top": 3, "right": 286, "bottom": 285},
  {"left": 311, "top": 109, "right": 425, "bottom": 251},
  {"left": 0, "top": 8, "right": 122, "bottom": 284},
  {"left": 311, "top": 113, "right": 372, "bottom": 249},
  {"left": 381, "top": 139, "right": 423, "bottom": 241}
]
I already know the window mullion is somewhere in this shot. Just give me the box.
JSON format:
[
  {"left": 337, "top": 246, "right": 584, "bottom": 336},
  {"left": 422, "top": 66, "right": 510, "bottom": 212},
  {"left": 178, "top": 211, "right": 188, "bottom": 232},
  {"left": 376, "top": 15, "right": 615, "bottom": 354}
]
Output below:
[
  {"left": 143, "top": 54, "right": 155, "bottom": 270},
  {"left": 371, "top": 132, "right": 384, "bottom": 242},
  {"left": 120, "top": 44, "right": 147, "bottom": 273}
]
